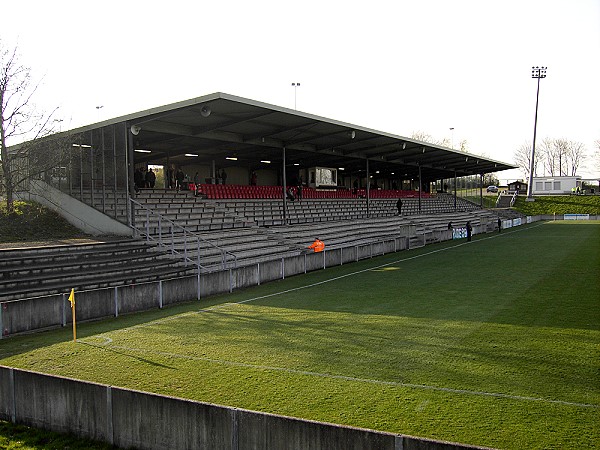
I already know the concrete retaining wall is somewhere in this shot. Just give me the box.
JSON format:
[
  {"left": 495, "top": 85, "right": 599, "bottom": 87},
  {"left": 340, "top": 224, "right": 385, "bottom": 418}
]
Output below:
[
  {"left": 0, "top": 366, "right": 493, "bottom": 450},
  {"left": 17, "top": 179, "right": 132, "bottom": 236}
]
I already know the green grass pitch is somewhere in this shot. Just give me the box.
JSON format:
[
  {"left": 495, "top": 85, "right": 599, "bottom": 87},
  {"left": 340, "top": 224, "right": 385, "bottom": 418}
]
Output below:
[{"left": 1, "top": 221, "right": 599, "bottom": 449}]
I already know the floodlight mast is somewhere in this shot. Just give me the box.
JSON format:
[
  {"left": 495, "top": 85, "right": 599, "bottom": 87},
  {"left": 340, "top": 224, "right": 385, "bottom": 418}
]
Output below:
[
  {"left": 291, "top": 82, "right": 300, "bottom": 110},
  {"left": 526, "top": 66, "right": 547, "bottom": 200}
]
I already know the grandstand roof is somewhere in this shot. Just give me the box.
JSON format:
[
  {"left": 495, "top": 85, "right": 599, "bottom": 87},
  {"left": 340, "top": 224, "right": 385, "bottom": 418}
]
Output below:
[{"left": 93, "top": 92, "right": 517, "bottom": 180}]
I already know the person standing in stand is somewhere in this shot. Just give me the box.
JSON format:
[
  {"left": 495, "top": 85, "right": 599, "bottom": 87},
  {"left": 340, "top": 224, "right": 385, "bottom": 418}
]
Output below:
[
  {"left": 466, "top": 221, "right": 472, "bottom": 242},
  {"left": 297, "top": 176, "right": 303, "bottom": 201},
  {"left": 176, "top": 168, "right": 185, "bottom": 191},
  {"left": 146, "top": 168, "right": 156, "bottom": 188},
  {"left": 396, "top": 198, "right": 403, "bottom": 215}
]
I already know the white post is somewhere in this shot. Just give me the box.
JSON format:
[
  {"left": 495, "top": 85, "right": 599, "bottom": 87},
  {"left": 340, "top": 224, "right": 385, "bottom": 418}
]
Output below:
[
  {"left": 114, "top": 287, "right": 119, "bottom": 317},
  {"left": 159, "top": 280, "right": 163, "bottom": 309}
]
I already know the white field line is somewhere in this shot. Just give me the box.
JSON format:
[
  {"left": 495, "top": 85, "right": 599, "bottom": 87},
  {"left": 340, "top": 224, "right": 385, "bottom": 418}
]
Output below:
[
  {"left": 78, "top": 339, "right": 599, "bottom": 410},
  {"left": 82, "top": 222, "right": 596, "bottom": 410},
  {"left": 123, "top": 222, "right": 546, "bottom": 331}
]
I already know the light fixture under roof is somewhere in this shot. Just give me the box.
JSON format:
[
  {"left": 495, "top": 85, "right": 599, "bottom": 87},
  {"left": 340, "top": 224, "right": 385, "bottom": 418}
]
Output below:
[
  {"left": 134, "top": 149, "right": 152, "bottom": 153},
  {"left": 185, "top": 153, "right": 199, "bottom": 157},
  {"left": 72, "top": 143, "right": 92, "bottom": 148},
  {"left": 260, "top": 160, "right": 271, "bottom": 164},
  {"left": 226, "top": 157, "right": 238, "bottom": 161},
  {"left": 338, "top": 167, "right": 345, "bottom": 171},
  {"left": 293, "top": 163, "right": 300, "bottom": 166}
]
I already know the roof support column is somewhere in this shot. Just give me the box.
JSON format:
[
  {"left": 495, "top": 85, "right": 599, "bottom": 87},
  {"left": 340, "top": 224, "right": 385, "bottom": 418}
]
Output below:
[
  {"left": 454, "top": 171, "right": 457, "bottom": 210},
  {"left": 366, "top": 159, "right": 370, "bottom": 218},
  {"left": 480, "top": 173, "right": 484, "bottom": 207},
  {"left": 90, "top": 133, "right": 95, "bottom": 210},
  {"left": 282, "top": 146, "right": 287, "bottom": 225},
  {"left": 418, "top": 164, "right": 422, "bottom": 213},
  {"left": 126, "top": 122, "right": 135, "bottom": 228},
  {"left": 112, "top": 125, "right": 118, "bottom": 216}
]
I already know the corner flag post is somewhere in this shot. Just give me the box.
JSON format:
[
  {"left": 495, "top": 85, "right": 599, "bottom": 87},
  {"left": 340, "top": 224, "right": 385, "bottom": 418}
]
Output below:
[{"left": 68, "top": 288, "right": 76, "bottom": 342}]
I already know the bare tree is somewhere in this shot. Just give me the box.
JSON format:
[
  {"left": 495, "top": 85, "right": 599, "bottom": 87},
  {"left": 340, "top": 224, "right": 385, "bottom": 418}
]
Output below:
[
  {"left": 535, "top": 138, "right": 586, "bottom": 177},
  {"left": 513, "top": 141, "right": 535, "bottom": 179},
  {"left": 0, "top": 41, "right": 59, "bottom": 211},
  {"left": 539, "top": 138, "right": 558, "bottom": 176},
  {"left": 482, "top": 172, "right": 499, "bottom": 187},
  {"left": 411, "top": 131, "right": 437, "bottom": 144},
  {"left": 563, "top": 140, "right": 585, "bottom": 176},
  {"left": 411, "top": 131, "right": 462, "bottom": 149}
]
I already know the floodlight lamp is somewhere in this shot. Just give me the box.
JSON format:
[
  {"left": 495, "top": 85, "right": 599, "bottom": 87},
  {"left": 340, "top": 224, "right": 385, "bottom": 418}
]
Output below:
[
  {"left": 200, "top": 106, "right": 211, "bottom": 117},
  {"left": 185, "top": 153, "right": 199, "bottom": 157},
  {"left": 532, "top": 66, "right": 547, "bottom": 79}
]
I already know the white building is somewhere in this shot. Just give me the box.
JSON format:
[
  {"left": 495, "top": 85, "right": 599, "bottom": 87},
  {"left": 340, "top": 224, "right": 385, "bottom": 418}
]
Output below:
[{"left": 532, "top": 176, "right": 582, "bottom": 195}]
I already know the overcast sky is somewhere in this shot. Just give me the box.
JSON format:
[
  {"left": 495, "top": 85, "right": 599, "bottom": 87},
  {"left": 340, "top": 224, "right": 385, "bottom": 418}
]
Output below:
[{"left": 3, "top": 0, "right": 599, "bottom": 182}]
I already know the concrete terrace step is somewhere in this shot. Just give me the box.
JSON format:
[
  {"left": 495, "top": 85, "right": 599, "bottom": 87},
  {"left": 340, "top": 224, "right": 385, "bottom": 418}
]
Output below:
[
  {"left": 0, "top": 251, "right": 171, "bottom": 281},
  {"left": 0, "top": 264, "right": 192, "bottom": 302},
  {"left": 0, "top": 254, "right": 181, "bottom": 289},
  {"left": 0, "top": 240, "right": 155, "bottom": 269},
  {"left": 0, "top": 257, "right": 190, "bottom": 301},
  {"left": 0, "top": 239, "right": 194, "bottom": 302},
  {"left": 200, "top": 247, "right": 302, "bottom": 270},
  {"left": 175, "top": 239, "right": 294, "bottom": 259}
]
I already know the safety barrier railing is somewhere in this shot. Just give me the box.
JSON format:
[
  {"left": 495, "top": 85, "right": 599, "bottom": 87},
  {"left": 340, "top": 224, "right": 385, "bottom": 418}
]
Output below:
[{"left": 130, "top": 199, "right": 237, "bottom": 272}]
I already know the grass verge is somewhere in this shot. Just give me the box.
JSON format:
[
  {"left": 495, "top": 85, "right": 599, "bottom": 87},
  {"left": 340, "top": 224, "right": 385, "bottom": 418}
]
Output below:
[
  {"left": 0, "top": 201, "right": 86, "bottom": 243},
  {"left": 0, "top": 420, "right": 114, "bottom": 449}
]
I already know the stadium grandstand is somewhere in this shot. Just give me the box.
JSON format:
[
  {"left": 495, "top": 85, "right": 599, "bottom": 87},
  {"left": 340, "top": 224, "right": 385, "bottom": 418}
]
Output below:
[{"left": 6, "top": 92, "right": 519, "bottom": 306}]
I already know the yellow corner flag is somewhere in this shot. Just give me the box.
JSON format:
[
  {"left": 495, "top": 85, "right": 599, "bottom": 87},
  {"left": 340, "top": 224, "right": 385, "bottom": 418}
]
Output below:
[
  {"left": 68, "top": 288, "right": 75, "bottom": 308},
  {"left": 68, "top": 288, "right": 76, "bottom": 342}
]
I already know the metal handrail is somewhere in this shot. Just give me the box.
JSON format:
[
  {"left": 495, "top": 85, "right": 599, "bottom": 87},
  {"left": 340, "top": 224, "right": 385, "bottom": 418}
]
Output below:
[
  {"left": 509, "top": 191, "right": 518, "bottom": 207},
  {"left": 495, "top": 192, "right": 502, "bottom": 208},
  {"left": 130, "top": 199, "right": 237, "bottom": 271}
]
